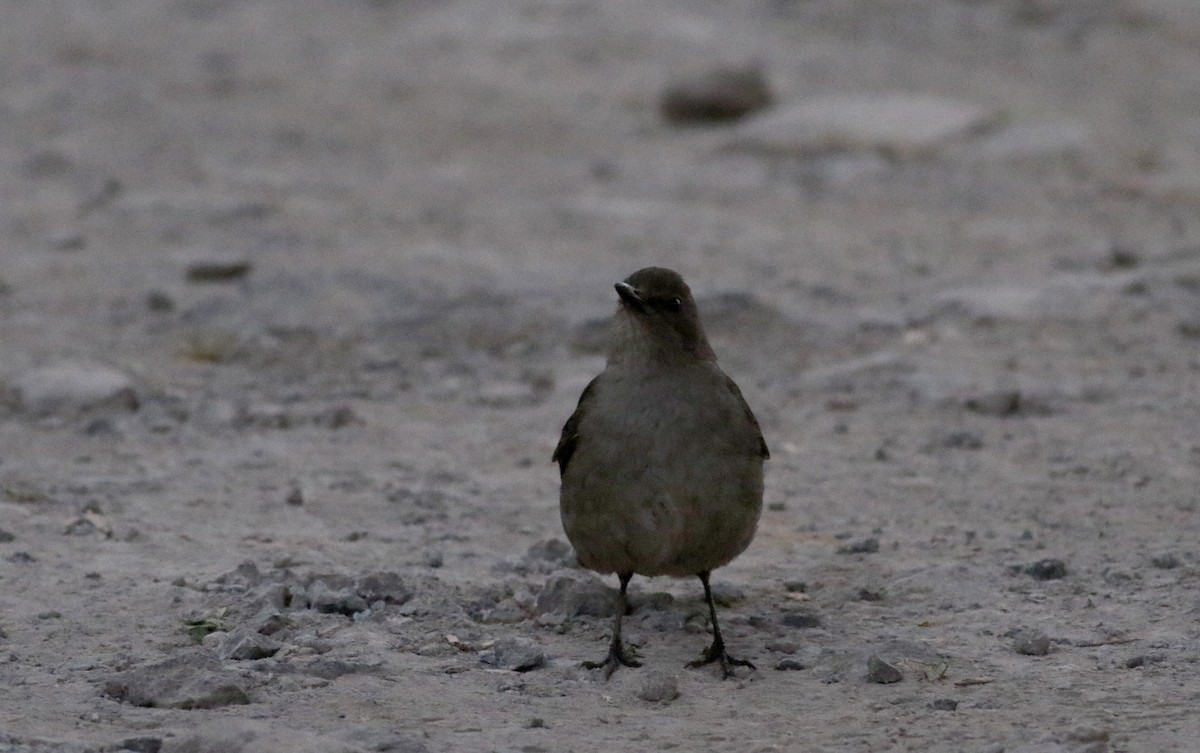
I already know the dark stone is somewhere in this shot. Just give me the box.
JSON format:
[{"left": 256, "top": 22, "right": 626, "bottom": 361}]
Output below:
[
  {"left": 942, "top": 431, "right": 984, "bottom": 449},
  {"left": 660, "top": 64, "right": 773, "bottom": 125},
  {"left": 1150, "top": 553, "right": 1180, "bottom": 569},
  {"left": 1024, "top": 559, "right": 1068, "bottom": 580},
  {"left": 116, "top": 737, "right": 162, "bottom": 753},
  {"left": 1124, "top": 653, "right": 1164, "bottom": 669},
  {"left": 185, "top": 259, "right": 253, "bottom": 283}
]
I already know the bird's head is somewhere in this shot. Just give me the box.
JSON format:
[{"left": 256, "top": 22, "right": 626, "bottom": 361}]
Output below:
[{"left": 610, "top": 267, "right": 715, "bottom": 364}]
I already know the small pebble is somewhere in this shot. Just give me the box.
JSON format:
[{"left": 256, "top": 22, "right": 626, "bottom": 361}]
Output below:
[
  {"left": 1123, "top": 653, "right": 1164, "bottom": 669},
  {"left": 781, "top": 609, "right": 821, "bottom": 629},
  {"left": 1012, "top": 628, "right": 1051, "bottom": 656},
  {"left": 942, "top": 430, "right": 984, "bottom": 449},
  {"left": 866, "top": 655, "right": 902, "bottom": 684},
  {"left": 930, "top": 698, "right": 959, "bottom": 711},
  {"left": 185, "top": 258, "right": 252, "bottom": 283},
  {"left": 8, "top": 362, "right": 139, "bottom": 415},
  {"left": 479, "top": 636, "right": 546, "bottom": 672},
  {"left": 1150, "top": 553, "right": 1180, "bottom": 569},
  {"left": 285, "top": 484, "right": 304, "bottom": 506},
  {"left": 775, "top": 658, "right": 805, "bottom": 671},
  {"left": 1024, "top": 559, "right": 1068, "bottom": 580},
  {"left": 1069, "top": 726, "right": 1110, "bottom": 743},
  {"left": 637, "top": 672, "right": 680, "bottom": 703},
  {"left": 837, "top": 537, "right": 879, "bottom": 555},
  {"left": 965, "top": 389, "right": 1023, "bottom": 417},
  {"left": 660, "top": 64, "right": 773, "bottom": 125},
  {"left": 145, "top": 290, "right": 175, "bottom": 312},
  {"left": 49, "top": 232, "right": 86, "bottom": 252}
]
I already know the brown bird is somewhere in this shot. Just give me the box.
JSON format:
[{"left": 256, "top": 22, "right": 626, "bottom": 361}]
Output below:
[{"left": 553, "top": 267, "right": 769, "bottom": 678}]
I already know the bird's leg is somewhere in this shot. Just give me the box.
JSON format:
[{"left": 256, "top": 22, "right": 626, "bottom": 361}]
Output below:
[
  {"left": 687, "top": 570, "right": 756, "bottom": 678},
  {"left": 582, "top": 571, "right": 642, "bottom": 679}
]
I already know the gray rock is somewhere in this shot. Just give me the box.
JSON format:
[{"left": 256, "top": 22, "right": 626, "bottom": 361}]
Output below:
[
  {"left": 479, "top": 636, "right": 546, "bottom": 672},
  {"left": 163, "top": 719, "right": 366, "bottom": 753},
  {"left": 781, "top": 608, "right": 822, "bottom": 629},
  {"left": 246, "top": 608, "right": 288, "bottom": 636},
  {"left": 6, "top": 362, "right": 138, "bottom": 415},
  {"left": 1012, "top": 628, "right": 1052, "bottom": 656},
  {"left": 637, "top": 671, "right": 680, "bottom": 703},
  {"left": 660, "top": 64, "right": 773, "bottom": 124},
  {"left": 213, "top": 561, "right": 262, "bottom": 589},
  {"left": 479, "top": 598, "right": 530, "bottom": 624},
  {"left": 354, "top": 572, "right": 413, "bottom": 605},
  {"left": 340, "top": 726, "right": 431, "bottom": 753},
  {"left": 203, "top": 628, "right": 282, "bottom": 661},
  {"left": 866, "top": 654, "right": 903, "bottom": 683},
  {"left": 103, "top": 648, "right": 250, "bottom": 709},
  {"left": 775, "top": 658, "right": 805, "bottom": 671},
  {"left": 285, "top": 656, "right": 383, "bottom": 679},
  {"left": 930, "top": 698, "right": 959, "bottom": 711},
  {"left": 534, "top": 570, "right": 618, "bottom": 618},
  {"left": 837, "top": 537, "right": 880, "bottom": 555},
  {"left": 309, "top": 586, "right": 369, "bottom": 616},
  {"left": 732, "top": 93, "right": 1000, "bottom": 159}
]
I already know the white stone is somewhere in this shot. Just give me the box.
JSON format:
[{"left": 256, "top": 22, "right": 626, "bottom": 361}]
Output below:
[
  {"left": 6, "top": 362, "right": 138, "bottom": 415},
  {"left": 731, "top": 93, "right": 1000, "bottom": 158}
]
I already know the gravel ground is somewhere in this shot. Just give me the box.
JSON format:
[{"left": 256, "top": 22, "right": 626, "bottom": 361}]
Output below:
[{"left": 2, "top": 1, "right": 1200, "bottom": 752}]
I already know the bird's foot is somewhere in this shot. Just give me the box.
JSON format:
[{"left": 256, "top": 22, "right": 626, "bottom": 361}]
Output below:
[
  {"left": 582, "top": 641, "right": 642, "bottom": 680},
  {"left": 687, "top": 639, "right": 755, "bottom": 679}
]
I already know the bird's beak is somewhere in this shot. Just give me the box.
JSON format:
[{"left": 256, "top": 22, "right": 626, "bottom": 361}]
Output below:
[{"left": 614, "top": 281, "right": 644, "bottom": 311}]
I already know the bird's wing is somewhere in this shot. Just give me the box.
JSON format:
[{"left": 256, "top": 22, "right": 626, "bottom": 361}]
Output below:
[
  {"left": 552, "top": 376, "right": 600, "bottom": 476},
  {"left": 722, "top": 372, "right": 770, "bottom": 460}
]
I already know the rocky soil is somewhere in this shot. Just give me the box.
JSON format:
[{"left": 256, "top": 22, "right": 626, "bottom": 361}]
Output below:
[{"left": 2, "top": 1, "right": 1200, "bottom": 751}]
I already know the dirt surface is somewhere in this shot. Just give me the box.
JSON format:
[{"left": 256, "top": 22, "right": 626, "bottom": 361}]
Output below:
[{"left": 2, "top": 1, "right": 1200, "bottom": 751}]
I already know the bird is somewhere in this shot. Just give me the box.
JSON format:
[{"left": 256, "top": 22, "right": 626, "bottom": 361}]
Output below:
[{"left": 553, "top": 266, "right": 769, "bottom": 678}]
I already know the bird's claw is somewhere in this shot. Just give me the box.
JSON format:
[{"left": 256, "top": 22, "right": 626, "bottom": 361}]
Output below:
[
  {"left": 583, "top": 642, "right": 642, "bottom": 679},
  {"left": 687, "top": 639, "right": 755, "bottom": 679}
]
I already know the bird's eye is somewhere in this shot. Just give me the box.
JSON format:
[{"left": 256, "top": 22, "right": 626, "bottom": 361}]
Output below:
[{"left": 666, "top": 297, "right": 682, "bottom": 311}]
